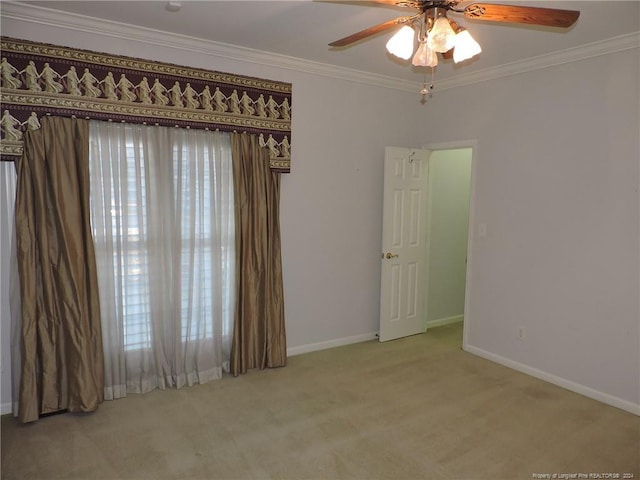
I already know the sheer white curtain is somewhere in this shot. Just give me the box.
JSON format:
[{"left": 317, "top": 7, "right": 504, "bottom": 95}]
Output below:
[
  {"left": 1, "top": 162, "right": 21, "bottom": 414},
  {"left": 88, "top": 121, "right": 235, "bottom": 400}
]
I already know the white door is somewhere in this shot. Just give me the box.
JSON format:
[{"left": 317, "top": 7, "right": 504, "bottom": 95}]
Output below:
[{"left": 379, "top": 146, "right": 430, "bottom": 342}]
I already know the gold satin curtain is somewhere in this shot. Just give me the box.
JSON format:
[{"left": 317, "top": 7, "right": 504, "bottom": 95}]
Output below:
[
  {"left": 230, "top": 133, "right": 287, "bottom": 375},
  {"left": 11, "top": 121, "right": 286, "bottom": 422},
  {"left": 14, "top": 117, "right": 104, "bottom": 423}
]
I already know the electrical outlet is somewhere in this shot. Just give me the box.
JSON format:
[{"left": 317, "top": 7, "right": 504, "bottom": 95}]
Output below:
[{"left": 518, "top": 327, "right": 525, "bottom": 341}]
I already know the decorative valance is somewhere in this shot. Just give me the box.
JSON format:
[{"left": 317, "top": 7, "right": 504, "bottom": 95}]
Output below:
[{"left": 0, "top": 37, "right": 292, "bottom": 172}]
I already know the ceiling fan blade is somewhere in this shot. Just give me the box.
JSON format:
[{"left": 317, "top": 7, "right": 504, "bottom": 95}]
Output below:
[
  {"left": 441, "top": 48, "right": 454, "bottom": 60},
  {"left": 318, "top": 0, "right": 422, "bottom": 8},
  {"left": 329, "top": 15, "right": 420, "bottom": 47},
  {"left": 464, "top": 3, "right": 580, "bottom": 28}
]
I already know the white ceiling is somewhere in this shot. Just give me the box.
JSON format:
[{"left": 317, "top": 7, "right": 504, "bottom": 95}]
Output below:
[{"left": 12, "top": 1, "right": 640, "bottom": 83}]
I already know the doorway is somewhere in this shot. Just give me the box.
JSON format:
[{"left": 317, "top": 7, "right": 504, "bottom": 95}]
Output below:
[
  {"left": 425, "top": 146, "right": 473, "bottom": 337},
  {"left": 378, "top": 145, "right": 474, "bottom": 343}
]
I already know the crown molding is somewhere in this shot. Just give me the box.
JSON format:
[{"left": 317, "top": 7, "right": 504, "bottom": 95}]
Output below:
[
  {"left": 0, "top": 1, "right": 419, "bottom": 93},
  {"left": 436, "top": 31, "right": 640, "bottom": 92},
  {"left": 2, "top": 2, "right": 639, "bottom": 94}
]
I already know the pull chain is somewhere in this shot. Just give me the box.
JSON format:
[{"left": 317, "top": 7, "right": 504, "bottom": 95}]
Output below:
[{"left": 420, "top": 67, "right": 435, "bottom": 103}]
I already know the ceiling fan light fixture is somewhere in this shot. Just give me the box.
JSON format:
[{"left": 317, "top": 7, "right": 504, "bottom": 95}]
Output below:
[
  {"left": 453, "top": 29, "right": 482, "bottom": 63},
  {"left": 427, "top": 16, "right": 456, "bottom": 53},
  {"left": 386, "top": 25, "right": 415, "bottom": 60},
  {"left": 326, "top": 1, "right": 579, "bottom": 100},
  {"left": 412, "top": 40, "right": 438, "bottom": 68}
]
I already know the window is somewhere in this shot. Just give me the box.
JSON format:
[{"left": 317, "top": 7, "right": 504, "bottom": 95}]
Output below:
[{"left": 89, "top": 121, "right": 235, "bottom": 397}]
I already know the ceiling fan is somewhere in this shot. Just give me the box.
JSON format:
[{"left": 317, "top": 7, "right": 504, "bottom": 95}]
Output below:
[{"left": 326, "top": 1, "right": 580, "bottom": 97}]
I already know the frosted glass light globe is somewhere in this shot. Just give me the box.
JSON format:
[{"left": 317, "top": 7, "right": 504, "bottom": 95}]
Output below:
[{"left": 386, "top": 26, "right": 416, "bottom": 60}]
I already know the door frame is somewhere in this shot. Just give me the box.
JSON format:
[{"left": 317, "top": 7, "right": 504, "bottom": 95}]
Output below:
[{"left": 422, "top": 139, "right": 478, "bottom": 352}]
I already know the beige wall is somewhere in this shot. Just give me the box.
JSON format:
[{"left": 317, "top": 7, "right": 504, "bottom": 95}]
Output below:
[{"left": 422, "top": 50, "right": 639, "bottom": 412}]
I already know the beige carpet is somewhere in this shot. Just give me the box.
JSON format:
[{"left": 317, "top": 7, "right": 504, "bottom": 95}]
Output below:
[{"left": 2, "top": 323, "right": 638, "bottom": 479}]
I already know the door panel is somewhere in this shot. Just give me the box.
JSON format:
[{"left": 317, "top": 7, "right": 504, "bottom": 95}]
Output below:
[{"left": 379, "top": 147, "right": 429, "bottom": 342}]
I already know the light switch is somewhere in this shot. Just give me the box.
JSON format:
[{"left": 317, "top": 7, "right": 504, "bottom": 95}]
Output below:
[{"left": 478, "top": 223, "right": 487, "bottom": 238}]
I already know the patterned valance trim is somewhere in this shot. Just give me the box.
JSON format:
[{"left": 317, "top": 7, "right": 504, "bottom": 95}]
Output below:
[{"left": 0, "top": 37, "right": 292, "bottom": 172}]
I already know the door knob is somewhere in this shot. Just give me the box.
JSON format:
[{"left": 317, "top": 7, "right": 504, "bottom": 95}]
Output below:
[{"left": 385, "top": 252, "right": 399, "bottom": 259}]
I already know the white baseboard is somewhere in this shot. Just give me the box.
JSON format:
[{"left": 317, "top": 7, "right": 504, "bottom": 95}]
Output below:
[
  {"left": 1, "top": 402, "right": 12, "bottom": 415},
  {"left": 426, "top": 315, "right": 464, "bottom": 329},
  {"left": 464, "top": 344, "right": 640, "bottom": 416},
  {"left": 287, "top": 332, "right": 378, "bottom": 357}
]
